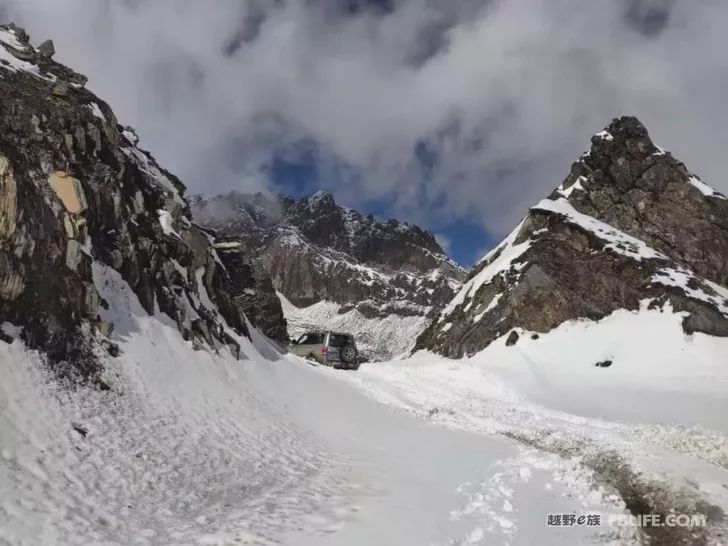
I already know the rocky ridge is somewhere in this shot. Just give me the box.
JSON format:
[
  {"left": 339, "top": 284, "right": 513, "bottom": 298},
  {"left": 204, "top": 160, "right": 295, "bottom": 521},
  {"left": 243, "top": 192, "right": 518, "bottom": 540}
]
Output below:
[
  {"left": 193, "top": 190, "right": 466, "bottom": 358},
  {"left": 417, "top": 116, "right": 728, "bottom": 357},
  {"left": 0, "top": 24, "right": 270, "bottom": 379}
]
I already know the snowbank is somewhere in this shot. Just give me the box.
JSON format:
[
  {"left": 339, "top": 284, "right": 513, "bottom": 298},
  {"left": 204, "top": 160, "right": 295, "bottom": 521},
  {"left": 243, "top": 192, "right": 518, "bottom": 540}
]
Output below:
[{"left": 339, "top": 302, "right": 728, "bottom": 543}]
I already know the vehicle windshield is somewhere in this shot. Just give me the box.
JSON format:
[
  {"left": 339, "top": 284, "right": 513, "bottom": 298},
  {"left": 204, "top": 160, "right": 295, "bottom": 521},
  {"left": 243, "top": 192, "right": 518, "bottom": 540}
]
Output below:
[
  {"left": 296, "top": 333, "right": 324, "bottom": 345},
  {"left": 328, "top": 334, "right": 352, "bottom": 347}
]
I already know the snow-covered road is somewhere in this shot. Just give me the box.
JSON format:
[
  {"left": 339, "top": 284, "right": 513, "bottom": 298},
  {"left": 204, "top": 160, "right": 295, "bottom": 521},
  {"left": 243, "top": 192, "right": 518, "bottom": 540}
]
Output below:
[
  {"left": 251, "top": 350, "right": 633, "bottom": 546},
  {"left": 0, "top": 333, "right": 631, "bottom": 545},
  {"left": 1, "top": 269, "right": 726, "bottom": 544},
  {"left": 332, "top": 309, "right": 728, "bottom": 545}
]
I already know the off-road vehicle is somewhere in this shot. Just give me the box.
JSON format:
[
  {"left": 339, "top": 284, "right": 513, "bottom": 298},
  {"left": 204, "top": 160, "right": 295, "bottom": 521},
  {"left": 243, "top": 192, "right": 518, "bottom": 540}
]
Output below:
[{"left": 290, "top": 331, "right": 360, "bottom": 369}]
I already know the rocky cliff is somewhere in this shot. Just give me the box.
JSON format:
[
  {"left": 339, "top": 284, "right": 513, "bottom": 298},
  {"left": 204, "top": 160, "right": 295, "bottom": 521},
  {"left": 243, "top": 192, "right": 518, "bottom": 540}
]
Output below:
[
  {"left": 193, "top": 191, "right": 465, "bottom": 359},
  {"left": 0, "top": 24, "right": 269, "bottom": 380},
  {"left": 417, "top": 116, "right": 728, "bottom": 358}
]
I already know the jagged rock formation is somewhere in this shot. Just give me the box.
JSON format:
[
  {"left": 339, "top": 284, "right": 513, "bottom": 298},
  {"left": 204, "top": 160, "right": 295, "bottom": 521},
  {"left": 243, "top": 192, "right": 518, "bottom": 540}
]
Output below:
[
  {"left": 212, "top": 239, "right": 289, "bottom": 345},
  {"left": 0, "top": 24, "right": 265, "bottom": 378},
  {"left": 193, "top": 191, "right": 465, "bottom": 359},
  {"left": 417, "top": 116, "right": 728, "bottom": 358}
]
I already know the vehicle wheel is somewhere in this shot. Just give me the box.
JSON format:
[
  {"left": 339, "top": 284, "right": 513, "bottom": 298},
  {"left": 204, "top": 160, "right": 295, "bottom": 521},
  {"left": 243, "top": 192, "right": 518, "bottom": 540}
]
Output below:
[
  {"left": 340, "top": 344, "right": 358, "bottom": 365},
  {"left": 305, "top": 353, "right": 319, "bottom": 365}
]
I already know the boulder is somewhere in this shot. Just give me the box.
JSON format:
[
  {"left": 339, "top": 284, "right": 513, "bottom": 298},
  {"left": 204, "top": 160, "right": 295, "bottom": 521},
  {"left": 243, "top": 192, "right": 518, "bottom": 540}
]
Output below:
[
  {"left": 37, "top": 39, "right": 55, "bottom": 58},
  {"left": 48, "top": 171, "right": 88, "bottom": 215},
  {"left": 0, "top": 156, "right": 17, "bottom": 241}
]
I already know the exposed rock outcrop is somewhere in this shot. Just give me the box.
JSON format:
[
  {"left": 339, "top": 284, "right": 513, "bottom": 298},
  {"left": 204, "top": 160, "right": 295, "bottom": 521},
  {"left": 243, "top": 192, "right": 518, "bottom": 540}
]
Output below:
[
  {"left": 0, "top": 24, "right": 263, "bottom": 379},
  {"left": 417, "top": 117, "right": 728, "bottom": 358},
  {"left": 37, "top": 39, "right": 55, "bottom": 59},
  {"left": 212, "top": 238, "right": 289, "bottom": 345}
]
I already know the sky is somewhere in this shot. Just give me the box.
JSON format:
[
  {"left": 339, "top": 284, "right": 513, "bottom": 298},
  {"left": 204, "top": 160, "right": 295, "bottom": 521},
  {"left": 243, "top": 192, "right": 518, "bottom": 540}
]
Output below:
[{"left": 1, "top": 0, "right": 727, "bottom": 266}]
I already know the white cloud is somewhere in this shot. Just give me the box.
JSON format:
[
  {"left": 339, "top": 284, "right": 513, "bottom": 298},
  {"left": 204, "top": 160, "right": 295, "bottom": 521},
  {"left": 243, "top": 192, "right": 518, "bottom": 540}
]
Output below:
[
  {"left": 3, "top": 0, "right": 728, "bottom": 242},
  {"left": 434, "top": 233, "right": 452, "bottom": 254}
]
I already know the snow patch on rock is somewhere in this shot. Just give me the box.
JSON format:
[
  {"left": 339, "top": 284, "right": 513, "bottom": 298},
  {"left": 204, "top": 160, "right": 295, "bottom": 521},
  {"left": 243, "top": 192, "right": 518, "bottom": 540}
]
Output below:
[
  {"left": 532, "top": 198, "right": 666, "bottom": 261},
  {"left": 156, "top": 209, "right": 180, "bottom": 238},
  {"left": 688, "top": 175, "right": 726, "bottom": 200},
  {"left": 443, "top": 220, "right": 531, "bottom": 318}
]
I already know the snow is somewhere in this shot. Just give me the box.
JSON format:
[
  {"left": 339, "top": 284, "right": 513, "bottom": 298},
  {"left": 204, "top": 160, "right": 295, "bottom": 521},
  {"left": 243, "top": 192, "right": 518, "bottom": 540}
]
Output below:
[
  {"left": 213, "top": 241, "right": 242, "bottom": 250},
  {"left": 0, "top": 263, "right": 648, "bottom": 545},
  {"left": 122, "top": 127, "right": 139, "bottom": 145},
  {"left": 310, "top": 190, "right": 329, "bottom": 201},
  {"left": 195, "top": 268, "right": 215, "bottom": 311},
  {"left": 279, "top": 293, "right": 427, "bottom": 361},
  {"left": 87, "top": 102, "right": 105, "bottom": 122},
  {"left": 474, "top": 292, "right": 503, "bottom": 322},
  {"left": 157, "top": 209, "right": 180, "bottom": 238},
  {"left": 1, "top": 321, "right": 21, "bottom": 338},
  {"left": 653, "top": 267, "right": 728, "bottom": 315},
  {"left": 532, "top": 198, "right": 667, "bottom": 261},
  {"left": 275, "top": 225, "right": 458, "bottom": 317},
  {"left": 125, "top": 147, "right": 184, "bottom": 205},
  {"left": 348, "top": 299, "right": 728, "bottom": 439},
  {"left": 277, "top": 227, "right": 392, "bottom": 286},
  {"left": 557, "top": 176, "right": 586, "bottom": 198},
  {"left": 594, "top": 130, "right": 614, "bottom": 141},
  {"left": 0, "top": 35, "right": 45, "bottom": 80},
  {"left": 688, "top": 175, "right": 726, "bottom": 200},
  {"left": 0, "top": 28, "right": 26, "bottom": 50},
  {"left": 170, "top": 258, "right": 188, "bottom": 279},
  {"left": 336, "top": 302, "right": 728, "bottom": 543},
  {"left": 0, "top": 29, "right": 56, "bottom": 83},
  {"left": 442, "top": 220, "right": 531, "bottom": 317}
]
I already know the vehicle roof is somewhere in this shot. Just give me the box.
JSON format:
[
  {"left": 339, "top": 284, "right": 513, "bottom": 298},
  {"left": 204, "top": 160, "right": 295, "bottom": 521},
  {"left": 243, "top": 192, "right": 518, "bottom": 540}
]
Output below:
[{"left": 301, "top": 331, "right": 352, "bottom": 337}]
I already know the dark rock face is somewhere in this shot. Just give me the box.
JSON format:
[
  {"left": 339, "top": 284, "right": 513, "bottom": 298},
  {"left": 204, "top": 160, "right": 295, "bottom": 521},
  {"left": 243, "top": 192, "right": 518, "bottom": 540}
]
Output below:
[
  {"left": 0, "top": 25, "right": 260, "bottom": 379},
  {"left": 37, "top": 39, "right": 55, "bottom": 59},
  {"left": 211, "top": 238, "right": 289, "bottom": 345},
  {"left": 283, "top": 191, "right": 447, "bottom": 273},
  {"left": 563, "top": 116, "right": 728, "bottom": 287},
  {"left": 417, "top": 117, "right": 728, "bottom": 358},
  {"left": 193, "top": 191, "right": 466, "bottom": 321}
]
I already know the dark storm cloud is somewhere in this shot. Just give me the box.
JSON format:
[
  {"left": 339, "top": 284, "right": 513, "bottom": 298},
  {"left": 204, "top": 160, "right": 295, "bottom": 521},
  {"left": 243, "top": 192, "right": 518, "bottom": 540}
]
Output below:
[
  {"left": 2, "top": 0, "right": 727, "bottom": 244},
  {"left": 624, "top": 0, "right": 676, "bottom": 37}
]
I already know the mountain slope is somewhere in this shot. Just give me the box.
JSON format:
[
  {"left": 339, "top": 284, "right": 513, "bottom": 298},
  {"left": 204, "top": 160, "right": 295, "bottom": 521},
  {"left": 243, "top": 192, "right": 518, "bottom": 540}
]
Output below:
[
  {"left": 417, "top": 117, "right": 728, "bottom": 358},
  {"left": 194, "top": 191, "right": 465, "bottom": 359},
  {"left": 0, "top": 24, "right": 262, "bottom": 378}
]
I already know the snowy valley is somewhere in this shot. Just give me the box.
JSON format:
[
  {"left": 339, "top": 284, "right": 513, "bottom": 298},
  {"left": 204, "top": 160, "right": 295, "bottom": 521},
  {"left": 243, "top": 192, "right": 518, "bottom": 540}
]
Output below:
[
  {"left": 4, "top": 262, "right": 728, "bottom": 545},
  {"left": 192, "top": 189, "right": 464, "bottom": 360}
]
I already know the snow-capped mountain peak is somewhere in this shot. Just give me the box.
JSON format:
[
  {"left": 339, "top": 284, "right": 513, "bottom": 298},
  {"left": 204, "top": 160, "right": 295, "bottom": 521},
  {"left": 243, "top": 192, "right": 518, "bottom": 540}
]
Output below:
[
  {"left": 194, "top": 191, "right": 465, "bottom": 359},
  {"left": 417, "top": 116, "right": 728, "bottom": 358}
]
